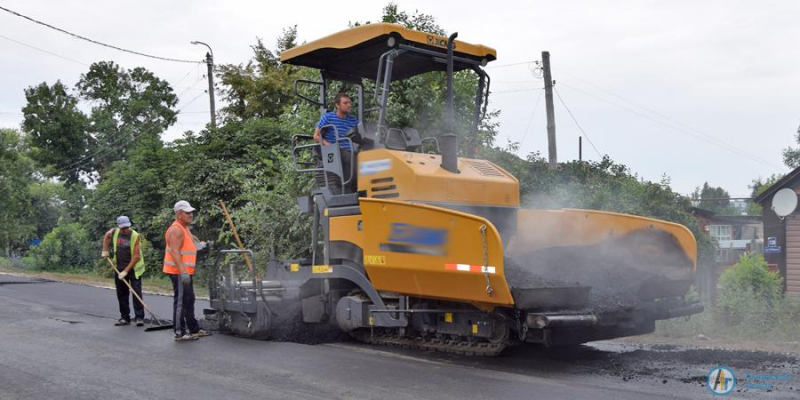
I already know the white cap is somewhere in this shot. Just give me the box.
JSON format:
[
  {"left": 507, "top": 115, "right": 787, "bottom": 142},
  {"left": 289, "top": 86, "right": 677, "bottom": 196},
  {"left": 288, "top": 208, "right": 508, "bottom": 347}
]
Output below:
[
  {"left": 174, "top": 200, "right": 196, "bottom": 213},
  {"left": 116, "top": 216, "right": 132, "bottom": 228}
]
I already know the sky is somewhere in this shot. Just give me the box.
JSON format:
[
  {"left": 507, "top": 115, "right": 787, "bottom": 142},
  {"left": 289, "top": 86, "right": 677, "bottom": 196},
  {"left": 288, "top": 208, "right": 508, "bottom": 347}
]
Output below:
[{"left": 0, "top": 0, "right": 798, "bottom": 196}]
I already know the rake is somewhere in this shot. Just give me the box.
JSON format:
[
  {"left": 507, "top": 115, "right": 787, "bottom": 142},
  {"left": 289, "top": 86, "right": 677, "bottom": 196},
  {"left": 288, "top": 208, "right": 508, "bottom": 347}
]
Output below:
[{"left": 105, "top": 258, "right": 174, "bottom": 332}]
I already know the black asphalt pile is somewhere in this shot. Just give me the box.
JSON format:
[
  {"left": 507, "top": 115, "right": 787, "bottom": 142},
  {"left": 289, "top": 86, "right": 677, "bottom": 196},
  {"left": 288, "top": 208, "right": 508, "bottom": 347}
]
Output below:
[
  {"left": 267, "top": 300, "right": 349, "bottom": 345},
  {"left": 506, "top": 230, "right": 694, "bottom": 311}
]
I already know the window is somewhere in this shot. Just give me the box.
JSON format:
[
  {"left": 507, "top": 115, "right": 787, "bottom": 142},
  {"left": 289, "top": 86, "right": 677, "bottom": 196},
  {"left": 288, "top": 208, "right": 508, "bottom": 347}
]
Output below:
[
  {"left": 709, "top": 225, "right": 732, "bottom": 241},
  {"left": 710, "top": 225, "right": 732, "bottom": 263}
]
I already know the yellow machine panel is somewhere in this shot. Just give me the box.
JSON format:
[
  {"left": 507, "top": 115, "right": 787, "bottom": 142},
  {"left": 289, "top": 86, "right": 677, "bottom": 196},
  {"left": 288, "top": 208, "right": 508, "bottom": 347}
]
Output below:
[
  {"left": 329, "top": 215, "right": 364, "bottom": 248},
  {"left": 358, "top": 148, "right": 520, "bottom": 207},
  {"left": 359, "top": 198, "right": 514, "bottom": 310}
]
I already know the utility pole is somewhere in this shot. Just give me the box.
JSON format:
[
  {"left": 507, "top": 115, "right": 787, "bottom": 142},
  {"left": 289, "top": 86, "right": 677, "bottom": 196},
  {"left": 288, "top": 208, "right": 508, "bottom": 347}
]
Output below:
[
  {"left": 542, "top": 51, "right": 557, "bottom": 169},
  {"left": 191, "top": 41, "right": 216, "bottom": 128},
  {"left": 579, "top": 136, "right": 582, "bottom": 162}
]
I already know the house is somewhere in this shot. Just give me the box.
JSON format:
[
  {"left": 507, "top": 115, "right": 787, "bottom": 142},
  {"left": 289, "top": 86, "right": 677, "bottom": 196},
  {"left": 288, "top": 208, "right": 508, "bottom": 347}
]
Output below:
[
  {"left": 690, "top": 207, "right": 763, "bottom": 301},
  {"left": 754, "top": 168, "right": 800, "bottom": 298},
  {"left": 691, "top": 207, "right": 763, "bottom": 265}
]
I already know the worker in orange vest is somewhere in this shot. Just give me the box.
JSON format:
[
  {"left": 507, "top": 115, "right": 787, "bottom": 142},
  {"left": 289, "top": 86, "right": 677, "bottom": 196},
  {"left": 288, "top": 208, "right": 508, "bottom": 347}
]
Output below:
[{"left": 164, "top": 200, "right": 211, "bottom": 341}]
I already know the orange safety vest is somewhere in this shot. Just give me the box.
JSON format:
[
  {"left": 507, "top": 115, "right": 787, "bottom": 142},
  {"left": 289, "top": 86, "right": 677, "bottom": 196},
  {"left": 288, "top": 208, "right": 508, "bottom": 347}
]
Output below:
[{"left": 162, "top": 221, "right": 198, "bottom": 275}]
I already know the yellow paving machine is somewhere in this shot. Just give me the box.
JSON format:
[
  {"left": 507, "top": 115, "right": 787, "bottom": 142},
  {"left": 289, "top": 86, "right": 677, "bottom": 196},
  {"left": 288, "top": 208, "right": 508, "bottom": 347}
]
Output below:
[{"left": 204, "top": 24, "right": 703, "bottom": 355}]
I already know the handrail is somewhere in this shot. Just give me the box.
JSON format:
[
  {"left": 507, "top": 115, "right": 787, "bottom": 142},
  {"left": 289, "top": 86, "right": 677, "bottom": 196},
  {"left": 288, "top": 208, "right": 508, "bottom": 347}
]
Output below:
[
  {"left": 385, "top": 127, "right": 408, "bottom": 150},
  {"left": 291, "top": 125, "right": 355, "bottom": 187},
  {"left": 294, "top": 79, "right": 324, "bottom": 107}
]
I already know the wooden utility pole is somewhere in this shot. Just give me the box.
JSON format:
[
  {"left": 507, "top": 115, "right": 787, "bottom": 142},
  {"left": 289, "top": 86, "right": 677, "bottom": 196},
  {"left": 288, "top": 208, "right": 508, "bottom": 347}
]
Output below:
[
  {"left": 542, "top": 51, "right": 557, "bottom": 169},
  {"left": 579, "top": 136, "right": 583, "bottom": 162}
]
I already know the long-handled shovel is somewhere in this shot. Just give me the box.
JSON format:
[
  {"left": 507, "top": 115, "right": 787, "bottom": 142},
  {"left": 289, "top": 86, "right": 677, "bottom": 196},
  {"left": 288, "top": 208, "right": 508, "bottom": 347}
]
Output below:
[{"left": 105, "top": 258, "right": 173, "bottom": 332}]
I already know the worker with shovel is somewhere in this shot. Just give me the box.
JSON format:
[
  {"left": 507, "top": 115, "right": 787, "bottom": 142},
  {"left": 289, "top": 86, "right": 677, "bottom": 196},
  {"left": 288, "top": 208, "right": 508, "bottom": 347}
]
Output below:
[
  {"left": 164, "top": 200, "right": 211, "bottom": 341},
  {"left": 102, "top": 216, "right": 146, "bottom": 327}
]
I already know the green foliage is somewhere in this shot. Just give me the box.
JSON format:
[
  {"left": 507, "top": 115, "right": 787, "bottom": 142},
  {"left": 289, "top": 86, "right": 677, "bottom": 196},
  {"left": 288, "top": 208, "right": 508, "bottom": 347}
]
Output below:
[
  {"left": 0, "top": 129, "right": 38, "bottom": 255},
  {"left": 77, "top": 61, "right": 178, "bottom": 178},
  {"left": 717, "top": 253, "right": 783, "bottom": 326},
  {"left": 691, "top": 182, "right": 734, "bottom": 215},
  {"left": 216, "top": 31, "right": 302, "bottom": 121},
  {"left": 782, "top": 124, "right": 800, "bottom": 168},
  {"left": 747, "top": 174, "right": 783, "bottom": 215},
  {"left": 657, "top": 254, "right": 800, "bottom": 341},
  {"left": 22, "top": 81, "right": 90, "bottom": 184},
  {"left": 235, "top": 149, "right": 314, "bottom": 261},
  {"left": 31, "top": 219, "right": 96, "bottom": 271}
]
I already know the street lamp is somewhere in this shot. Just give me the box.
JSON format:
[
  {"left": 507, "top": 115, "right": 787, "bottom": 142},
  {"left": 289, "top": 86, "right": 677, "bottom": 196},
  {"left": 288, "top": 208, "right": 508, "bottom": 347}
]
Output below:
[{"left": 191, "top": 41, "right": 216, "bottom": 128}]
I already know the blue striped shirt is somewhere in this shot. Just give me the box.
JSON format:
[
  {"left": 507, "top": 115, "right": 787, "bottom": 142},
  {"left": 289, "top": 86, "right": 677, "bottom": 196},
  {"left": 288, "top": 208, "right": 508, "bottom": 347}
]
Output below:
[{"left": 317, "top": 111, "right": 358, "bottom": 150}]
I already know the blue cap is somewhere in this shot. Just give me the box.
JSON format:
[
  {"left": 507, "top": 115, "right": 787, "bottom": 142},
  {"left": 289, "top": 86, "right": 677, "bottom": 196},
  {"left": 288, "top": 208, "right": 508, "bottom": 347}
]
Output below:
[{"left": 116, "top": 216, "right": 132, "bottom": 228}]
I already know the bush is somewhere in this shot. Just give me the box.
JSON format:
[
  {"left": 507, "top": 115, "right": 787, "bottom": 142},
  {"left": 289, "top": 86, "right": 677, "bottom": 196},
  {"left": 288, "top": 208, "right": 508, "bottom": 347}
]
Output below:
[
  {"left": 656, "top": 253, "right": 800, "bottom": 341},
  {"left": 31, "top": 220, "right": 96, "bottom": 271},
  {"left": 716, "top": 253, "right": 784, "bottom": 333}
]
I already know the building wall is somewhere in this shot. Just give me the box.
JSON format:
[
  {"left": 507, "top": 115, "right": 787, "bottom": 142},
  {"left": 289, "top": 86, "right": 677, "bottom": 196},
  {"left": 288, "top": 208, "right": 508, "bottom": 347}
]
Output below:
[{"left": 762, "top": 189, "right": 793, "bottom": 295}]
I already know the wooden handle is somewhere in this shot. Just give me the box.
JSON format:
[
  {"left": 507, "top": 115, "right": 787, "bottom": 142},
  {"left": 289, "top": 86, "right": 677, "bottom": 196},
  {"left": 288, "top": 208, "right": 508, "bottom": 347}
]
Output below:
[
  {"left": 219, "top": 200, "right": 255, "bottom": 274},
  {"left": 105, "top": 258, "right": 156, "bottom": 316}
]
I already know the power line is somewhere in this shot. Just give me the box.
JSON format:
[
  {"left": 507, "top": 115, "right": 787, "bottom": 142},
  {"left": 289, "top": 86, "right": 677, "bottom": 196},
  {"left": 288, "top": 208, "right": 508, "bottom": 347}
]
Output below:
[
  {"left": 558, "top": 81, "right": 781, "bottom": 169},
  {"left": 171, "top": 63, "right": 202, "bottom": 87},
  {"left": 487, "top": 60, "right": 536, "bottom": 69},
  {"left": 177, "top": 92, "right": 206, "bottom": 113},
  {"left": 0, "top": 5, "right": 201, "bottom": 64},
  {"left": 519, "top": 88, "right": 544, "bottom": 147},
  {"left": 553, "top": 86, "right": 602, "bottom": 158},
  {"left": 0, "top": 33, "right": 88, "bottom": 66},
  {"left": 557, "top": 72, "right": 780, "bottom": 169},
  {"left": 492, "top": 87, "right": 544, "bottom": 94}
]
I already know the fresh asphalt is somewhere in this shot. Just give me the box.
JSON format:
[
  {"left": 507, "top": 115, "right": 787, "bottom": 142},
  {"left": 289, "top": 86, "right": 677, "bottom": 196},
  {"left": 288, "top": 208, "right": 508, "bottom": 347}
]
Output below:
[{"left": 1, "top": 273, "right": 796, "bottom": 399}]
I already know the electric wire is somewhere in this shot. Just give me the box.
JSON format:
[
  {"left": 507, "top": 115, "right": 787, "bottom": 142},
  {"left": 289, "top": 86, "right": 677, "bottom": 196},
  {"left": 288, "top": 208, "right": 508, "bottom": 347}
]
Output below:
[
  {"left": 518, "top": 88, "right": 544, "bottom": 147},
  {"left": 0, "top": 5, "right": 201, "bottom": 63},
  {"left": 0, "top": 33, "right": 88, "bottom": 66},
  {"left": 560, "top": 71, "right": 778, "bottom": 167},
  {"left": 558, "top": 81, "right": 781, "bottom": 169},
  {"left": 553, "top": 86, "right": 602, "bottom": 158},
  {"left": 486, "top": 60, "right": 536, "bottom": 69},
  {"left": 492, "top": 87, "right": 544, "bottom": 94}
]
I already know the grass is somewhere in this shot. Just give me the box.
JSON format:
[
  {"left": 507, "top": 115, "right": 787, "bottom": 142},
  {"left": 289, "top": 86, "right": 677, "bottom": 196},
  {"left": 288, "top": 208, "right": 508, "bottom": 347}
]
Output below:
[{"left": 0, "top": 257, "right": 208, "bottom": 298}]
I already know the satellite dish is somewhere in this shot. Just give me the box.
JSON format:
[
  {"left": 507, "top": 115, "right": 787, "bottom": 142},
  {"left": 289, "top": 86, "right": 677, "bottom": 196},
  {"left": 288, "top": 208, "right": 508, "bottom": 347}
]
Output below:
[{"left": 772, "top": 188, "right": 798, "bottom": 218}]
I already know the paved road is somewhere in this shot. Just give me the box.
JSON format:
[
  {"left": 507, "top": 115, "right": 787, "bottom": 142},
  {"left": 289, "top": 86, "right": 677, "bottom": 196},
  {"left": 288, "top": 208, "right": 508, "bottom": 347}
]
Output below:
[{"left": 1, "top": 273, "right": 797, "bottom": 399}]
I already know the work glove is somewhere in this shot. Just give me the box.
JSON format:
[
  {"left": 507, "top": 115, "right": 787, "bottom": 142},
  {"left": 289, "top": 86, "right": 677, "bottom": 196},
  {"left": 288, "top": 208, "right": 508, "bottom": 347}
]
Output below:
[
  {"left": 180, "top": 272, "right": 190, "bottom": 283},
  {"left": 101, "top": 250, "right": 109, "bottom": 258},
  {"left": 118, "top": 270, "right": 128, "bottom": 280}
]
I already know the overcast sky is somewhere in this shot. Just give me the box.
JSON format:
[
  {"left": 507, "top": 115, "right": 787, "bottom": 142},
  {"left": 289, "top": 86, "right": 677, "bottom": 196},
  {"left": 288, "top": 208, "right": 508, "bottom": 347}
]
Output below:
[{"left": 1, "top": 0, "right": 797, "bottom": 196}]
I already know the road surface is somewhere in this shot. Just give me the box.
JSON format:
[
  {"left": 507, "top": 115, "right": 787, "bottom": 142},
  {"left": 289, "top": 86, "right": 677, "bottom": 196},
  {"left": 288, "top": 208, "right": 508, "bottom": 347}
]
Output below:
[{"left": 0, "top": 273, "right": 797, "bottom": 399}]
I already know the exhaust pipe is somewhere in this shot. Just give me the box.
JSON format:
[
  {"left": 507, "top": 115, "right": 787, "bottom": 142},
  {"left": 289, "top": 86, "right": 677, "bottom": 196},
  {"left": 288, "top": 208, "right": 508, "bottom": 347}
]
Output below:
[
  {"left": 441, "top": 32, "right": 460, "bottom": 174},
  {"left": 440, "top": 133, "right": 459, "bottom": 173}
]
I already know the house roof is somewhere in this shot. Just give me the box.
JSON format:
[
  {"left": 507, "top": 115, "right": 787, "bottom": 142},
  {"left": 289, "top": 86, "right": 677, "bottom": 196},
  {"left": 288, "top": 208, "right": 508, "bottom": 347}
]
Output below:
[{"left": 754, "top": 167, "right": 798, "bottom": 204}]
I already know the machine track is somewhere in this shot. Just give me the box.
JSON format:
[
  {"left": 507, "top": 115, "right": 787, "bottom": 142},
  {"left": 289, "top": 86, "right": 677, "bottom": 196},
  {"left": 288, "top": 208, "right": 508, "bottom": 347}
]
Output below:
[{"left": 351, "top": 329, "right": 508, "bottom": 357}]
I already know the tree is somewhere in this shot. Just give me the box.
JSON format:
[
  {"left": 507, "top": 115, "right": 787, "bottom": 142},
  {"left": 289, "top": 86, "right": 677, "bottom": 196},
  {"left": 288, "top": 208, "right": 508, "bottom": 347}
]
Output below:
[
  {"left": 76, "top": 61, "right": 178, "bottom": 178},
  {"left": 216, "top": 29, "right": 302, "bottom": 122},
  {"left": 747, "top": 174, "right": 783, "bottom": 215},
  {"left": 691, "top": 182, "right": 733, "bottom": 214},
  {"left": 0, "top": 129, "right": 36, "bottom": 256},
  {"left": 782, "top": 124, "right": 800, "bottom": 168},
  {"left": 22, "top": 81, "right": 90, "bottom": 185}
]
